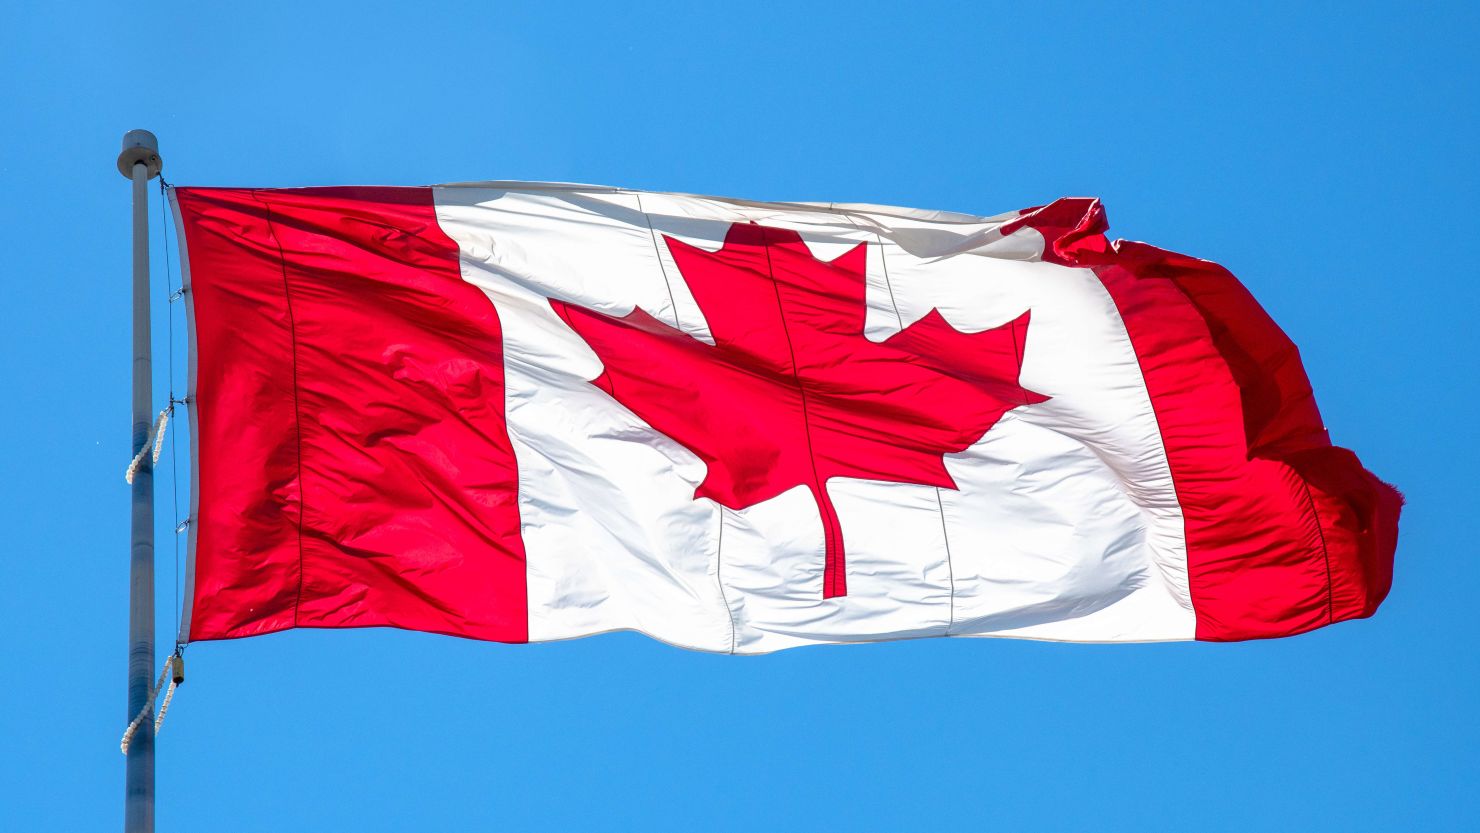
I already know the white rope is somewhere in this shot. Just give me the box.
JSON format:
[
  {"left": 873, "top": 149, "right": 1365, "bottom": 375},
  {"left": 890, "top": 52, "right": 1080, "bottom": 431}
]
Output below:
[
  {"left": 124, "top": 407, "right": 171, "bottom": 485},
  {"left": 119, "top": 661, "right": 171, "bottom": 755},
  {"left": 154, "top": 677, "right": 178, "bottom": 733}
]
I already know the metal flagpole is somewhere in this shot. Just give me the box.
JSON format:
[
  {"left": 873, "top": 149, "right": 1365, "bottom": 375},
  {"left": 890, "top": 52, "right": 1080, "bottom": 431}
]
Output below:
[{"left": 118, "top": 129, "right": 162, "bottom": 833}]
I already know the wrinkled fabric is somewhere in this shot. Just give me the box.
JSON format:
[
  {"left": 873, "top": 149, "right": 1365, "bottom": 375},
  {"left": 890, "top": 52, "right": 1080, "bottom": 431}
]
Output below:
[{"left": 171, "top": 183, "right": 1399, "bottom": 651}]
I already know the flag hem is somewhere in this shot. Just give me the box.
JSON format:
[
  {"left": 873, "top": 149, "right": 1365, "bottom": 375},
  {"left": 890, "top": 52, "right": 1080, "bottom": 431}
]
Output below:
[{"left": 167, "top": 185, "right": 202, "bottom": 646}]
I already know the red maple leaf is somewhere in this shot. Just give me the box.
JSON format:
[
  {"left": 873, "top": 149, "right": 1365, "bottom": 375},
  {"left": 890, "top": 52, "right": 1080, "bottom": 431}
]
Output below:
[{"left": 550, "top": 222, "right": 1047, "bottom": 598}]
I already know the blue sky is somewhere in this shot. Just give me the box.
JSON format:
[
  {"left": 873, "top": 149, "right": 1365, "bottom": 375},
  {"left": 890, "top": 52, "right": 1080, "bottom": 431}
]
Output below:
[{"left": 2, "top": 2, "right": 1477, "bottom": 830}]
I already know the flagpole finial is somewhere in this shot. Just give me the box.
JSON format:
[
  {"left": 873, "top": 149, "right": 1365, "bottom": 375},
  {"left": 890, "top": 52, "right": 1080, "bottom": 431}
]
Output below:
[{"left": 118, "top": 130, "right": 162, "bottom": 180}]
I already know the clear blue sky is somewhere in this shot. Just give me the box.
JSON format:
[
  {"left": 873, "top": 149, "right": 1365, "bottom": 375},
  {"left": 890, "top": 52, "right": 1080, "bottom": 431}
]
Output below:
[{"left": 2, "top": 2, "right": 1476, "bottom": 830}]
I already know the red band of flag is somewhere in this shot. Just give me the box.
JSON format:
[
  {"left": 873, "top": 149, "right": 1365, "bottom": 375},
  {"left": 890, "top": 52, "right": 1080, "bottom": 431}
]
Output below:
[{"left": 174, "top": 186, "right": 527, "bottom": 643}]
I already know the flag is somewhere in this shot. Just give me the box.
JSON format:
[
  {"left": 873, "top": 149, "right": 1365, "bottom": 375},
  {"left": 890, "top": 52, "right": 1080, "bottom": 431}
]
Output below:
[{"left": 168, "top": 183, "right": 1400, "bottom": 652}]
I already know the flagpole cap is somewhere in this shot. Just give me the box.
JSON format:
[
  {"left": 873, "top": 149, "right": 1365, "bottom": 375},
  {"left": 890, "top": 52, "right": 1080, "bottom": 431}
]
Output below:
[{"left": 117, "top": 130, "right": 162, "bottom": 179}]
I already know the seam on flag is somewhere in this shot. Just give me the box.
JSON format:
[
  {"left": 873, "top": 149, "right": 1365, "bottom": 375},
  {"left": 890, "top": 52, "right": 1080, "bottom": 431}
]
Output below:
[
  {"left": 714, "top": 509, "right": 737, "bottom": 654},
  {"left": 863, "top": 223, "right": 956, "bottom": 635},
  {"left": 754, "top": 226, "right": 840, "bottom": 598},
  {"left": 633, "top": 193, "right": 683, "bottom": 330},
  {"left": 1298, "top": 477, "right": 1336, "bottom": 625},
  {"left": 253, "top": 192, "right": 308, "bottom": 629},
  {"left": 933, "top": 488, "right": 956, "bottom": 635},
  {"left": 1090, "top": 263, "right": 1201, "bottom": 619}
]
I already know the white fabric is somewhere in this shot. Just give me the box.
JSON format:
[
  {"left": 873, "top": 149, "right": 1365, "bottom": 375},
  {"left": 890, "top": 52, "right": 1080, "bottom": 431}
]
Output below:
[{"left": 434, "top": 184, "right": 1193, "bottom": 652}]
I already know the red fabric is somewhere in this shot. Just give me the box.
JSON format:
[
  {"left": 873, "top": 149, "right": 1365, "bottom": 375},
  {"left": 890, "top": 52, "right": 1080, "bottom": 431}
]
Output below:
[
  {"left": 1005, "top": 199, "right": 1401, "bottom": 640},
  {"left": 175, "top": 187, "right": 527, "bottom": 643},
  {"left": 551, "top": 223, "right": 1044, "bottom": 598}
]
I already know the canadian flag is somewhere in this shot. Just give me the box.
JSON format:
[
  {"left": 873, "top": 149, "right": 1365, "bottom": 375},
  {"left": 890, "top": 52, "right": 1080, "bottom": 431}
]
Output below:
[{"left": 169, "top": 183, "right": 1399, "bottom": 652}]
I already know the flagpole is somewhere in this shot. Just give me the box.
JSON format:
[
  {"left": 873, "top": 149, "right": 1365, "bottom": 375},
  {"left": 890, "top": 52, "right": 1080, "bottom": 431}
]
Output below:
[{"left": 118, "top": 129, "right": 162, "bottom": 833}]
